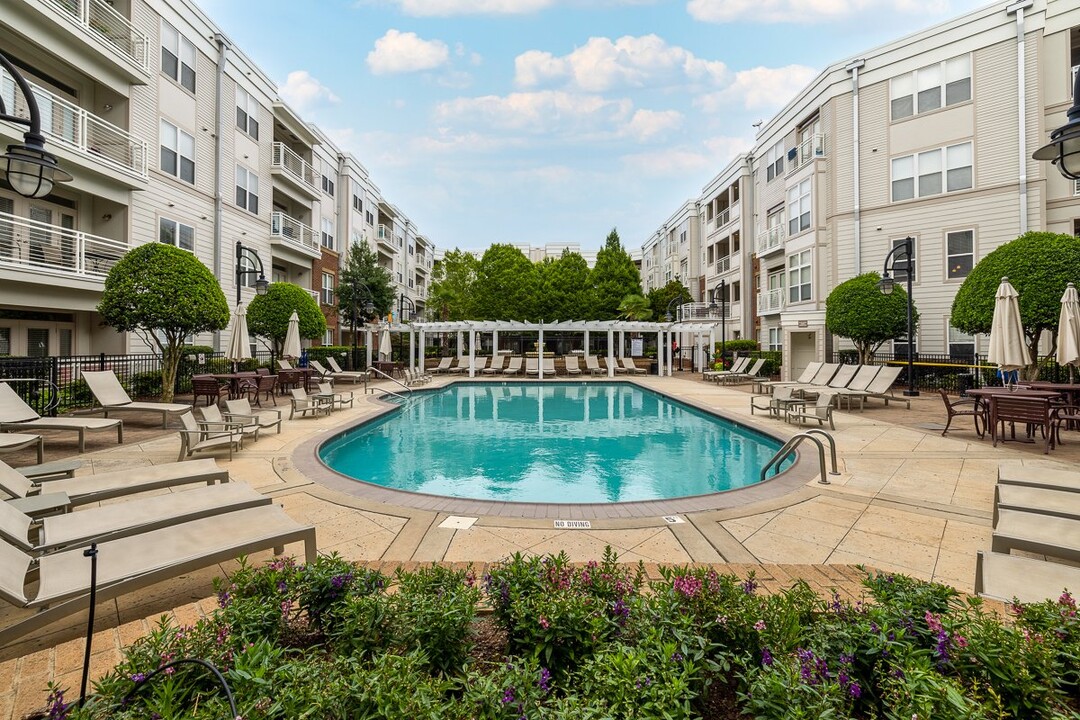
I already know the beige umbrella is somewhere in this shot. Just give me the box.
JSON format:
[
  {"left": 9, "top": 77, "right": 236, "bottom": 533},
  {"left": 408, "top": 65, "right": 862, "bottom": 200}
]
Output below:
[
  {"left": 1056, "top": 282, "right": 1080, "bottom": 382},
  {"left": 226, "top": 303, "right": 251, "bottom": 364},
  {"left": 283, "top": 310, "right": 302, "bottom": 359},
  {"left": 987, "top": 276, "right": 1032, "bottom": 378},
  {"left": 378, "top": 324, "right": 392, "bottom": 360}
]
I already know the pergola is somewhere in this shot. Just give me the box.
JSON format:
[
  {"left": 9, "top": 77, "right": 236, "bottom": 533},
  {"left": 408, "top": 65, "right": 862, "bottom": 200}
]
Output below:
[{"left": 367, "top": 319, "right": 725, "bottom": 379}]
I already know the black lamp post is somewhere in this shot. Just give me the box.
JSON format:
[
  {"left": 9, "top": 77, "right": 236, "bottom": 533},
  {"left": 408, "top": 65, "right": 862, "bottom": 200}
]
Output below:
[
  {"left": 348, "top": 277, "right": 375, "bottom": 371},
  {"left": 708, "top": 279, "right": 727, "bottom": 370},
  {"left": 0, "top": 51, "right": 72, "bottom": 198},
  {"left": 663, "top": 290, "right": 690, "bottom": 371},
  {"left": 1033, "top": 68, "right": 1080, "bottom": 178},
  {"left": 234, "top": 240, "right": 269, "bottom": 306},
  {"left": 397, "top": 293, "right": 416, "bottom": 366},
  {"left": 877, "top": 236, "right": 919, "bottom": 397}
]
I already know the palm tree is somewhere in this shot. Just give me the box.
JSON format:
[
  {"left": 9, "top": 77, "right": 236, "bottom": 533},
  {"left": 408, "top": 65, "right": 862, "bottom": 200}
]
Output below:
[{"left": 618, "top": 294, "right": 653, "bottom": 321}]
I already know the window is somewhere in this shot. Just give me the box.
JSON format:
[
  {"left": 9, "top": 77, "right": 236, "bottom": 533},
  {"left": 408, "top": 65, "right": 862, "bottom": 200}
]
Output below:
[
  {"left": 353, "top": 195, "right": 362, "bottom": 212},
  {"left": 767, "top": 327, "right": 782, "bottom": 352},
  {"left": 765, "top": 141, "right": 785, "bottom": 181},
  {"left": 159, "top": 217, "right": 194, "bottom": 252},
  {"left": 948, "top": 325, "right": 975, "bottom": 359},
  {"left": 161, "top": 21, "right": 195, "bottom": 93},
  {"left": 787, "top": 250, "right": 812, "bottom": 304},
  {"left": 787, "top": 179, "right": 811, "bottom": 236},
  {"left": 892, "top": 333, "right": 918, "bottom": 358},
  {"left": 323, "top": 329, "right": 334, "bottom": 346},
  {"left": 891, "top": 54, "right": 970, "bottom": 120},
  {"left": 680, "top": 230, "right": 687, "bottom": 244},
  {"left": 321, "top": 272, "right": 335, "bottom": 305},
  {"left": 891, "top": 237, "right": 915, "bottom": 282},
  {"left": 365, "top": 210, "right": 374, "bottom": 226},
  {"left": 235, "top": 86, "right": 259, "bottom": 139},
  {"left": 235, "top": 165, "right": 259, "bottom": 215},
  {"left": 321, "top": 218, "right": 335, "bottom": 250},
  {"left": 321, "top": 175, "right": 335, "bottom": 196},
  {"left": 891, "top": 142, "right": 972, "bottom": 201},
  {"left": 160, "top": 119, "right": 195, "bottom": 184},
  {"left": 946, "top": 230, "right": 973, "bottom": 279}
]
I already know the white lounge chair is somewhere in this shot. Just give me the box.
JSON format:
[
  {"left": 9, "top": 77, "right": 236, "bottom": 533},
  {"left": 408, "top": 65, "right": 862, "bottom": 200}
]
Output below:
[
  {"left": 758, "top": 361, "right": 822, "bottom": 393},
  {"left": 991, "top": 509, "right": 1080, "bottom": 564},
  {"left": 584, "top": 355, "right": 604, "bottom": 376},
  {"left": 289, "top": 388, "right": 332, "bottom": 419},
  {"left": 225, "top": 398, "right": 283, "bottom": 435},
  {"left": 619, "top": 357, "right": 647, "bottom": 375},
  {"left": 0, "top": 433, "right": 43, "bottom": 464},
  {"left": 996, "top": 463, "right": 1080, "bottom": 492},
  {"left": 542, "top": 357, "right": 556, "bottom": 376},
  {"left": 994, "top": 484, "right": 1080, "bottom": 523},
  {"left": 718, "top": 358, "right": 766, "bottom": 385},
  {"left": 317, "top": 382, "right": 355, "bottom": 410},
  {"left": 525, "top": 357, "right": 539, "bottom": 376},
  {"left": 80, "top": 371, "right": 189, "bottom": 428},
  {"left": 176, "top": 411, "right": 242, "bottom": 461},
  {"left": 0, "top": 383, "right": 122, "bottom": 453},
  {"left": 503, "top": 357, "right": 523, "bottom": 376},
  {"left": 705, "top": 356, "right": 750, "bottom": 381},
  {"left": 564, "top": 355, "right": 583, "bottom": 376},
  {"left": 483, "top": 355, "right": 506, "bottom": 375},
  {"left": 429, "top": 357, "right": 454, "bottom": 374},
  {"left": 325, "top": 356, "right": 370, "bottom": 385},
  {"left": 447, "top": 357, "right": 471, "bottom": 374},
  {"left": 307, "top": 359, "right": 335, "bottom": 383},
  {"left": 830, "top": 366, "right": 881, "bottom": 411},
  {"left": 844, "top": 365, "right": 908, "bottom": 409},
  {"left": 277, "top": 358, "right": 294, "bottom": 371}
]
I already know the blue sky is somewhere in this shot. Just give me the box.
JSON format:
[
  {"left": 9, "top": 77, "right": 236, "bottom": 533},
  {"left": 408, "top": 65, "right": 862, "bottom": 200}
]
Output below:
[{"left": 198, "top": 0, "right": 990, "bottom": 253}]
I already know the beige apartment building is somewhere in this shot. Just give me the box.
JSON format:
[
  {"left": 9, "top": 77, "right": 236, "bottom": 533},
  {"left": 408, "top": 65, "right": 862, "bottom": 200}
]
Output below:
[
  {"left": 0, "top": 0, "right": 432, "bottom": 359},
  {"left": 645, "top": 0, "right": 1080, "bottom": 379}
]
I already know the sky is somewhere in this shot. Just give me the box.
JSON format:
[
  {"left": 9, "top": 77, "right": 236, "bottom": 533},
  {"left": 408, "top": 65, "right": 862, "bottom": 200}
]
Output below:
[{"left": 197, "top": 0, "right": 991, "bottom": 254}]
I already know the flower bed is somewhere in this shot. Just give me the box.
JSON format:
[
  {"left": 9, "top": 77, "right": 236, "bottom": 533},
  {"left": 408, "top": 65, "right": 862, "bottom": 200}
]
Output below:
[{"left": 34, "top": 549, "right": 1080, "bottom": 719}]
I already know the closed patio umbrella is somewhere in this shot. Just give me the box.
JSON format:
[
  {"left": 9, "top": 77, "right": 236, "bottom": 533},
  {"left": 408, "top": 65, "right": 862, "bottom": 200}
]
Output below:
[
  {"left": 283, "top": 310, "right": 302, "bottom": 359},
  {"left": 988, "top": 276, "right": 1032, "bottom": 381},
  {"left": 1057, "top": 282, "right": 1080, "bottom": 382},
  {"left": 226, "top": 303, "right": 251, "bottom": 371},
  {"left": 378, "top": 324, "right": 392, "bottom": 360}
]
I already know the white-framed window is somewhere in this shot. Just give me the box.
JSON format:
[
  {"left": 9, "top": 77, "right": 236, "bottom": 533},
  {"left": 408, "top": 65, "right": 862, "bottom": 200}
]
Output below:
[
  {"left": 235, "top": 165, "right": 259, "bottom": 215},
  {"left": 787, "top": 249, "right": 812, "bottom": 304},
  {"left": 891, "top": 142, "right": 972, "bottom": 201},
  {"left": 948, "top": 325, "right": 976, "bottom": 359},
  {"left": 767, "top": 327, "right": 782, "bottom": 352},
  {"left": 892, "top": 332, "right": 919, "bottom": 358},
  {"left": 160, "top": 119, "right": 195, "bottom": 184},
  {"left": 353, "top": 194, "right": 362, "bottom": 212},
  {"left": 766, "top": 140, "right": 785, "bottom": 181},
  {"left": 946, "top": 229, "right": 974, "bottom": 280},
  {"left": 235, "top": 86, "right": 259, "bottom": 139},
  {"left": 321, "top": 218, "right": 335, "bottom": 250},
  {"left": 323, "top": 329, "right": 334, "bottom": 346},
  {"left": 321, "top": 272, "right": 335, "bottom": 305},
  {"left": 161, "top": 20, "right": 196, "bottom": 93},
  {"left": 891, "top": 237, "right": 916, "bottom": 283},
  {"left": 321, "top": 175, "right": 335, "bottom": 196},
  {"left": 890, "top": 54, "right": 971, "bottom": 120},
  {"left": 159, "top": 217, "right": 194, "bottom": 252},
  {"left": 786, "top": 179, "right": 811, "bottom": 236}
]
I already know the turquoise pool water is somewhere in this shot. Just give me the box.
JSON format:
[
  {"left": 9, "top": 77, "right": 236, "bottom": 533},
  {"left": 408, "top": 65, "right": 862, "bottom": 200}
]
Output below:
[{"left": 319, "top": 382, "right": 785, "bottom": 504}]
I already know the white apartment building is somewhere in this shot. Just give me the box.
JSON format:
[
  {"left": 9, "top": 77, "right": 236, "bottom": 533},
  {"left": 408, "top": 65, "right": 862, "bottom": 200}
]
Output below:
[
  {"left": 0, "top": 0, "right": 432, "bottom": 358},
  {"left": 640, "top": 200, "right": 700, "bottom": 297},
  {"left": 643, "top": 0, "right": 1080, "bottom": 379}
]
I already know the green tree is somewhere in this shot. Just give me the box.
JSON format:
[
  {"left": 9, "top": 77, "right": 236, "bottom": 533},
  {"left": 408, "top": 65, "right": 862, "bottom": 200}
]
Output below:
[
  {"left": 617, "top": 294, "right": 653, "bottom": 321},
  {"left": 472, "top": 244, "right": 539, "bottom": 321},
  {"left": 826, "top": 272, "right": 917, "bottom": 364},
  {"left": 97, "top": 243, "right": 229, "bottom": 402},
  {"left": 591, "top": 228, "right": 641, "bottom": 319},
  {"left": 537, "top": 250, "right": 592, "bottom": 321},
  {"left": 247, "top": 283, "right": 327, "bottom": 356},
  {"left": 338, "top": 240, "right": 394, "bottom": 325},
  {"left": 951, "top": 231, "right": 1080, "bottom": 379},
  {"left": 646, "top": 280, "right": 693, "bottom": 321},
  {"left": 429, "top": 249, "right": 480, "bottom": 320}
]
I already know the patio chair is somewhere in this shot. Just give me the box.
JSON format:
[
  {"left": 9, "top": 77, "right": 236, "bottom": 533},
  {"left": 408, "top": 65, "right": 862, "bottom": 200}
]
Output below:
[
  {"left": 583, "top": 355, "right": 604, "bottom": 376},
  {"left": 483, "top": 355, "right": 506, "bottom": 375},
  {"left": 473, "top": 357, "right": 490, "bottom": 374},
  {"left": 749, "top": 385, "right": 798, "bottom": 418},
  {"left": 938, "top": 388, "right": 985, "bottom": 437},
  {"left": 246, "top": 373, "right": 278, "bottom": 407},
  {"left": 854, "top": 365, "right": 909, "bottom": 409},
  {"left": 786, "top": 391, "right": 837, "bottom": 430},
  {"left": 428, "top": 357, "right": 454, "bottom": 374},
  {"left": 0, "top": 504, "right": 316, "bottom": 646},
  {"left": 225, "top": 398, "right": 283, "bottom": 435},
  {"left": 705, "top": 356, "right": 750, "bottom": 381},
  {"left": 278, "top": 358, "right": 294, "bottom": 371},
  {"left": 191, "top": 375, "right": 229, "bottom": 407},
  {"left": 525, "top": 357, "right": 540, "bottom": 376},
  {"left": 289, "top": 388, "right": 332, "bottom": 420},
  {"left": 829, "top": 365, "right": 881, "bottom": 411},
  {"left": 199, "top": 404, "right": 260, "bottom": 444},
  {"left": 801, "top": 364, "right": 859, "bottom": 394},
  {"left": 447, "top": 356, "right": 472, "bottom": 374},
  {"left": 81, "top": 370, "right": 189, "bottom": 428},
  {"left": 620, "top": 357, "right": 647, "bottom": 375},
  {"left": 0, "top": 457, "right": 228, "bottom": 507},
  {"left": 317, "top": 382, "right": 355, "bottom": 410},
  {"left": 0, "top": 382, "right": 123, "bottom": 453},
  {"left": 758, "top": 361, "right": 823, "bottom": 393},
  {"left": 503, "top": 357, "right": 523, "bottom": 376},
  {"left": 564, "top": 355, "right": 583, "bottom": 376},
  {"left": 975, "top": 550, "right": 1080, "bottom": 604},
  {"left": 177, "top": 411, "right": 242, "bottom": 462},
  {"left": 718, "top": 358, "right": 766, "bottom": 385},
  {"left": 541, "top": 357, "right": 556, "bottom": 376},
  {"left": 325, "top": 356, "right": 369, "bottom": 385},
  {"left": 1052, "top": 404, "right": 1080, "bottom": 446},
  {"left": 0, "top": 433, "right": 43, "bottom": 465}
]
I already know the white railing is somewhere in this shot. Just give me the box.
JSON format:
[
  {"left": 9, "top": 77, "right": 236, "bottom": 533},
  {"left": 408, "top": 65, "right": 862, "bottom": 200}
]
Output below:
[
  {"left": 755, "top": 225, "right": 785, "bottom": 255},
  {"left": 0, "top": 68, "right": 148, "bottom": 178},
  {"left": 376, "top": 225, "right": 396, "bottom": 249},
  {"left": 715, "top": 254, "right": 737, "bottom": 274},
  {"left": 0, "top": 210, "right": 126, "bottom": 280},
  {"left": 715, "top": 207, "right": 730, "bottom": 228},
  {"left": 270, "top": 212, "right": 319, "bottom": 254},
  {"left": 758, "top": 288, "right": 785, "bottom": 315},
  {"left": 42, "top": 0, "right": 149, "bottom": 70},
  {"left": 788, "top": 133, "right": 826, "bottom": 174},
  {"left": 307, "top": 288, "right": 321, "bottom": 304},
  {"left": 676, "top": 301, "right": 738, "bottom": 322},
  {"left": 271, "top": 143, "right": 317, "bottom": 192}
]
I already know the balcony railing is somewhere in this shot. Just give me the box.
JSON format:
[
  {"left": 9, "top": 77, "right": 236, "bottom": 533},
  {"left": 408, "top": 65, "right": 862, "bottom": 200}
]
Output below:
[
  {"left": 0, "top": 210, "right": 126, "bottom": 280},
  {"left": 758, "top": 288, "right": 785, "bottom": 315},
  {"left": 270, "top": 212, "right": 318, "bottom": 255},
  {"left": 714, "top": 254, "right": 739, "bottom": 274},
  {"left": 42, "top": 0, "right": 149, "bottom": 70},
  {"left": 755, "top": 225, "right": 785, "bottom": 255},
  {"left": 0, "top": 67, "right": 148, "bottom": 178},
  {"left": 376, "top": 225, "right": 395, "bottom": 250},
  {"left": 675, "top": 302, "right": 739, "bottom": 322},
  {"left": 271, "top": 143, "right": 317, "bottom": 193},
  {"left": 788, "top": 133, "right": 826, "bottom": 174}
]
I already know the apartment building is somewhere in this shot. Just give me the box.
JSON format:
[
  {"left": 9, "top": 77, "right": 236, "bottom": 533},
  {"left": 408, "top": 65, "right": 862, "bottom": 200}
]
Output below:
[
  {"left": 640, "top": 200, "right": 700, "bottom": 296},
  {"left": 0, "top": 0, "right": 432, "bottom": 358},
  {"left": 643, "top": 0, "right": 1080, "bottom": 379}
]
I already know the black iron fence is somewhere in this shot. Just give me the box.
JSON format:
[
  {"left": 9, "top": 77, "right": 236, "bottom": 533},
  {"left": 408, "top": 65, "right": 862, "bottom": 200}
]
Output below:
[{"left": 829, "top": 352, "right": 1080, "bottom": 394}]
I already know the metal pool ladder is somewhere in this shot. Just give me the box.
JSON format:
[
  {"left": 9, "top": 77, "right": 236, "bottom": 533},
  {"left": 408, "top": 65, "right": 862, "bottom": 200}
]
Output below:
[
  {"left": 367, "top": 366, "right": 411, "bottom": 402},
  {"left": 760, "top": 429, "right": 840, "bottom": 485}
]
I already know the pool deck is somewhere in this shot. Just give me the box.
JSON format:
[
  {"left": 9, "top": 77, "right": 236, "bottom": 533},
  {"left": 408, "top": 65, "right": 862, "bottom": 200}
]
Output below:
[{"left": 1, "top": 371, "right": 1076, "bottom": 713}]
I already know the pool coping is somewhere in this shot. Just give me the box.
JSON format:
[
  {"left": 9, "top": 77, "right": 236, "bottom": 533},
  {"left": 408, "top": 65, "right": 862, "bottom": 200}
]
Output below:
[{"left": 291, "top": 378, "right": 821, "bottom": 520}]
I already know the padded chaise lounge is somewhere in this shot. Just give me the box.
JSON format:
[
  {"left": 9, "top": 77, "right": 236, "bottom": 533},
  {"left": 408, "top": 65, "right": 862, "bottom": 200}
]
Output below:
[
  {"left": 81, "top": 371, "right": 189, "bottom": 428},
  {"left": 0, "top": 383, "right": 122, "bottom": 453},
  {"left": 975, "top": 550, "right": 1080, "bottom": 603}
]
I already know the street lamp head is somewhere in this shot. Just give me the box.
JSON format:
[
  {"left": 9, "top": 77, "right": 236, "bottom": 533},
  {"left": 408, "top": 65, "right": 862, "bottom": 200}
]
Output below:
[
  {"left": 2, "top": 141, "right": 72, "bottom": 199},
  {"left": 708, "top": 300, "right": 718, "bottom": 314},
  {"left": 664, "top": 311, "right": 673, "bottom": 322},
  {"left": 254, "top": 276, "right": 270, "bottom": 295},
  {"left": 878, "top": 273, "right": 895, "bottom": 295},
  {"left": 363, "top": 301, "right": 375, "bottom": 315},
  {"left": 1033, "top": 71, "right": 1080, "bottom": 180}
]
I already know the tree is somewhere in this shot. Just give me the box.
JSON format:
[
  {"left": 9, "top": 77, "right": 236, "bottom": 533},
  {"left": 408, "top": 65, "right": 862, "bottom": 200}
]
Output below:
[
  {"left": 591, "top": 228, "right": 641, "bottom": 319},
  {"left": 537, "top": 250, "right": 592, "bottom": 321},
  {"left": 951, "top": 231, "right": 1080, "bottom": 379},
  {"left": 429, "top": 249, "right": 480, "bottom": 321},
  {"left": 646, "top": 280, "right": 693, "bottom": 321},
  {"left": 472, "top": 244, "right": 538, "bottom": 321},
  {"left": 826, "top": 272, "right": 917, "bottom": 364},
  {"left": 247, "top": 283, "right": 327, "bottom": 356},
  {"left": 97, "top": 243, "right": 229, "bottom": 402},
  {"left": 338, "top": 240, "right": 394, "bottom": 325},
  {"left": 618, "top": 294, "right": 653, "bottom": 321}
]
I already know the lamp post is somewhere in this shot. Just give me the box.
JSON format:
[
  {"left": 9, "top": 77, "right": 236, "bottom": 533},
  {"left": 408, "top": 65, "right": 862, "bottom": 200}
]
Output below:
[
  {"left": 397, "top": 293, "right": 416, "bottom": 367},
  {"left": 347, "top": 277, "right": 375, "bottom": 371},
  {"left": 1033, "top": 68, "right": 1080, "bottom": 178},
  {"left": 663, "top": 289, "right": 690, "bottom": 371},
  {"left": 708, "top": 279, "right": 727, "bottom": 370},
  {"left": 877, "top": 236, "right": 919, "bottom": 397},
  {"left": 0, "top": 51, "right": 72, "bottom": 198},
  {"left": 234, "top": 240, "right": 269, "bottom": 306}
]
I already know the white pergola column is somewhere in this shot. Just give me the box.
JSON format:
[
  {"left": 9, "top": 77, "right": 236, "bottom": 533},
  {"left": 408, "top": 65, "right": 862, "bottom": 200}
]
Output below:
[
  {"left": 419, "top": 329, "right": 426, "bottom": 371},
  {"left": 584, "top": 329, "right": 590, "bottom": 356},
  {"left": 619, "top": 331, "right": 625, "bottom": 359},
  {"left": 607, "top": 329, "right": 615, "bottom": 378},
  {"left": 709, "top": 328, "right": 716, "bottom": 371},
  {"left": 657, "top": 329, "right": 664, "bottom": 376},
  {"left": 492, "top": 329, "right": 499, "bottom": 363},
  {"left": 457, "top": 331, "right": 463, "bottom": 362},
  {"left": 538, "top": 326, "right": 545, "bottom": 379},
  {"left": 468, "top": 329, "right": 476, "bottom": 377},
  {"left": 667, "top": 330, "right": 674, "bottom": 377},
  {"left": 409, "top": 331, "right": 416, "bottom": 372},
  {"left": 365, "top": 328, "right": 373, "bottom": 368}
]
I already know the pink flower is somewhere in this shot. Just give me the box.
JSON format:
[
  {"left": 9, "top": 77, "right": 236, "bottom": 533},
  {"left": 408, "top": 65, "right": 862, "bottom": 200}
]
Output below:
[
  {"left": 754, "top": 620, "right": 767, "bottom": 631},
  {"left": 539, "top": 616, "right": 550, "bottom": 629}
]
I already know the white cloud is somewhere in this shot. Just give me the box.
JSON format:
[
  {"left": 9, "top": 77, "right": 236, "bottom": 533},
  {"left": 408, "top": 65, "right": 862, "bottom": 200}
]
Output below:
[
  {"left": 622, "top": 109, "right": 683, "bottom": 141},
  {"left": 434, "top": 90, "right": 633, "bottom": 135},
  {"left": 687, "top": 0, "right": 951, "bottom": 23},
  {"left": 384, "top": 0, "right": 555, "bottom": 16},
  {"left": 278, "top": 71, "right": 340, "bottom": 114},
  {"left": 703, "top": 135, "right": 754, "bottom": 160},
  {"left": 366, "top": 29, "right": 450, "bottom": 75},
  {"left": 695, "top": 64, "right": 818, "bottom": 112},
  {"left": 621, "top": 148, "right": 712, "bottom": 176},
  {"left": 514, "top": 35, "right": 725, "bottom": 91}
]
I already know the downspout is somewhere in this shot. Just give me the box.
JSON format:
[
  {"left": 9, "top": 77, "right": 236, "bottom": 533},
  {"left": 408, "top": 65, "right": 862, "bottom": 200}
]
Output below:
[
  {"left": 845, "top": 59, "right": 866, "bottom": 274},
  {"left": 213, "top": 33, "right": 230, "bottom": 352},
  {"left": 1007, "top": 0, "right": 1034, "bottom": 234}
]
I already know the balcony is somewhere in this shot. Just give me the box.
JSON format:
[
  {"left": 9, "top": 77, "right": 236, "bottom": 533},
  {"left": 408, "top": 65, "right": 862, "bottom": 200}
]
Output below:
[
  {"left": 787, "top": 133, "right": 826, "bottom": 175},
  {"left": 755, "top": 225, "right": 785, "bottom": 256},
  {"left": 39, "top": 0, "right": 149, "bottom": 73},
  {"left": 675, "top": 301, "right": 739, "bottom": 323},
  {"left": 0, "top": 67, "right": 148, "bottom": 180},
  {"left": 713, "top": 253, "right": 740, "bottom": 275},
  {"left": 0, "top": 210, "right": 126, "bottom": 282},
  {"left": 270, "top": 212, "right": 319, "bottom": 257},
  {"left": 271, "top": 143, "right": 319, "bottom": 200},
  {"left": 306, "top": 288, "right": 320, "bottom": 304},
  {"left": 758, "top": 288, "right": 785, "bottom": 316},
  {"left": 376, "top": 225, "right": 396, "bottom": 252}
]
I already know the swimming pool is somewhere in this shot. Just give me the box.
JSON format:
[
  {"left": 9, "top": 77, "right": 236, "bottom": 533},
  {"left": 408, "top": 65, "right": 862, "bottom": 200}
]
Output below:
[{"left": 318, "top": 382, "right": 787, "bottom": 504}]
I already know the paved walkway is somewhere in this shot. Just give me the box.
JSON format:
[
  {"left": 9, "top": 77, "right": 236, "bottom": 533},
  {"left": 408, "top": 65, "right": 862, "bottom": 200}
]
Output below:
[{"left": 0, "top": 373, "right": 1074, "bottom": 715}]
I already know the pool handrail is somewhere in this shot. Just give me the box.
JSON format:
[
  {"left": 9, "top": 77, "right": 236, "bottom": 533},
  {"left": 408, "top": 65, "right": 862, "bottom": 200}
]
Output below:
[
  {"left": 760, "top": 430, "right": 839, "bottom": 485},
  {"left": 367, "top": 366, "right": 412, "bottom": 397}
]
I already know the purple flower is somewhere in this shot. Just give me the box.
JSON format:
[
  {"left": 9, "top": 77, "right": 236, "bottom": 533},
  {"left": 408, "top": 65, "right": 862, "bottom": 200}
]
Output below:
[
  {"left": 538, "top": 667, "right": 552, "bottom": 693},
  {"left": 330, "top": 572, "right": 352, "bottom": 590},
  {"left": 501, "top": 686, "right": 516, "bottom": 705},
  {"left": 130, "top": 672, "right": 147, "bottom": 683},
  {"left": 848, "top": 682, "right": 862, "bottom": 699},
  {"left": 742, "top": 577, "right": 758, "bottom": 595},
  {"left": 761, "top": 647, "right": 774, "bottom": 666}
]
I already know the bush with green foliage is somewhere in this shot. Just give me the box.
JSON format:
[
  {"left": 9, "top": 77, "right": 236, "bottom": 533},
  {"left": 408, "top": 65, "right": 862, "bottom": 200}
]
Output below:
[
  {"left": 826, "top": 272, "right": 917, "bottom": 364},
  {"left": 246, "top": 283, "right": 326, "bottom": 357}
]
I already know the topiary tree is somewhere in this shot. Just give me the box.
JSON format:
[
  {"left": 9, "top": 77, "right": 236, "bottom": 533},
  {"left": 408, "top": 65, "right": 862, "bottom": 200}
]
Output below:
[
  {"left": 951, "top": 232, "right": 1080, "bottom": 379},
  {"left": 826, "top": 272, "right": 917, "bottom": 364},
  {"left": 97, "top": 243, "right": 230, "bottom": 402},
  {"left": 247, "top": 282, "right": 327, "bottom": 357}
]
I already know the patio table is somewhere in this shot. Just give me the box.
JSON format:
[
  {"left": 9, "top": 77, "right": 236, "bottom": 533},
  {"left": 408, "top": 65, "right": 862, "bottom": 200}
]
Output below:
[{"left": 966, "top": 388, "right": 1062, "bottom": 450}]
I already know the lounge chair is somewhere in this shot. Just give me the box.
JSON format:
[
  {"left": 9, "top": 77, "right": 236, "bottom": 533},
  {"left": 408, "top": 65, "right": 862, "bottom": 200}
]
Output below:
[
  {"left": 503, "top": 357, "right": 523, "bottom": 376},
  {"left": 994, "top": 484, "right": 1080, "bottom": 523},
  {"left": 317, "top": 382, "right": 355, "bottom": 410},
  {"left": 177, "top": 411, "right": 242, "bottom": 462},
  {"left": 277, "top": 358, "right": 294, "bottom": 371},
  {"left": 0, "top": 504, "right": 316, "bottom": 646},
  {"left": 199, "top": 404, "right": 259, "bottom": 444},
  {"left": 525, "top": 357, "right": 539, "bottom": 376},
  {"left": 991, "top": 508, "right": 1080, "bottom": 563},
  {"left": 718, "top": 358, "right": 766, "bottom": 385},
  {"left": 225, "top": 398, "right": 283, "bottom": 435},
  {"left": 619, "top": 357, "right": 647, "bottom": 375},
  {"left": 0, "top": 482, "right": 271, "bottom": 554},
  {"left": 0, "top": 382, "right": 123, "bottom": 453},
  {"left": 0, "top": 433, "right": 43, "bottom": 465},
  {"left": 975, "top": 550, "right": 1080, "bottom": 603},
  {"left": 758, "top": 361, "right": 822, "bottom": 394},
  {"left": 542, "top": 357, "right": 556, "bottom": 377},
  {"left": 0, "top": 457, "right": 228, "bottom": 507},
  {"left": 473, "top": 357, "right": 490, "bottom": 374},
  {"left": 483, "top": 355, "right": 506, "bottom": 375},
  {"left": 564, "top": 355, "right": 583, "bottom": 376},
  {"left": 428, "top": 357, "right": 454, "bottom": 374},
  {"left": 705, "top": 356, "right": 750, "bottom": 381},
  {"left": 80, "top": 371, "right": 189, "bottom": 428},
  {"left": 845, "top": 365, "right": 908, "bottom": 409},
  {"left": 801, "top": 364, "right": 859, "bottom": 394},
  {"left": 17, "top": 458, "right": 82, "bottom": 481},
  {"left": 289, "top": 388, "right": 332, "bottom": 419},
  {"left": 325, "top": 357, "right": 369, "bottom": 386},
  {"left": 996, "top": 463, "right": 1080, "bottom": 492},
  {"left": 583, "top": 355, "right": 604, "bottom": 376},
  {"left": 786, "top": 391, "right": 837, "bottom": 430},
  {"left": 307, "top": 360, "right": 335, "bottom": 383},
  {"left": 829, "top": 365, "right": 881, "bottom": 411}
]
